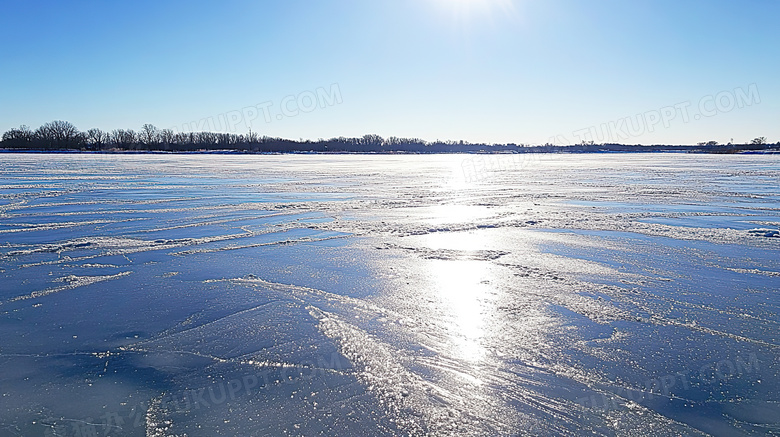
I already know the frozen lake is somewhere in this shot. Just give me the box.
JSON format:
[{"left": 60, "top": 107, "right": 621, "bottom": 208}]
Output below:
[{"left": 0, "top": 153, "right": 778, "bottom": 436}]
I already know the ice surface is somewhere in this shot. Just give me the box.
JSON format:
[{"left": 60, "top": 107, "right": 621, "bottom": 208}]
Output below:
[{"left": 0, "top": 153, "right": 778, "bottom": 436}]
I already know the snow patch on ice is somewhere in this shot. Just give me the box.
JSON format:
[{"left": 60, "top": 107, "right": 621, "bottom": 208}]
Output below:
[{"left": 5, "top": 272, "right": 132, "bottom": 303}]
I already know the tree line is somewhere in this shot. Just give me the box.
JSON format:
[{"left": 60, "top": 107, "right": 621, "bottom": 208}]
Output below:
[{"left": 2, "top": 120, "right": 778, "bottom": 154}]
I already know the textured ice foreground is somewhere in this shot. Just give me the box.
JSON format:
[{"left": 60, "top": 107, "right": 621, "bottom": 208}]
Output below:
[{"left": 0, "top": 153, "right": 778, "bottom": 436}]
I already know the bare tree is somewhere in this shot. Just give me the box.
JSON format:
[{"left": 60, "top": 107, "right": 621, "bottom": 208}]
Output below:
[
  {"left": 196, "top": 131, "right": 217, "bottom": 145},
  {"left": 751, "top": 137, "right": 767, "bottom": 145},
  {"left": 111, "top": 129, "right": 136, "bottom": 147},
  {"left": 85, "top": 128, "right": 108, "bottom": 149},
  {"left": 141, "top": 124, "right": 159, "bottom": 146},
  {"left": 159, "top": 129, "right": 174, "bottom": 146},
  {"left": 359, "top": 134, "right": 383, "bottom": 147},
  {"left": 111, "top": 129, "right": 124, "bottom": 146},
  {"left": 1, "top": 125, "right": 34, "bottom": 147},
  {"left": 173, "top": 132, "right": 189, "bottom": 145},
  {"left": 36, "top": 120, "right": 83, "bottom": 148}
]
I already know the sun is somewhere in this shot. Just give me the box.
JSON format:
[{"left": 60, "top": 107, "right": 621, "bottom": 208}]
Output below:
[
  {"left": 434, "top": 0, "right": 515, "bottom": 11},
  {"left": 432, "top": 0, "right": 518, "bottom": 25}
]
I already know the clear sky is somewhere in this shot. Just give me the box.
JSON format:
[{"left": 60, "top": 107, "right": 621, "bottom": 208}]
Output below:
[{"left": 1, "top": 0, "right": 778, "bottom": 145}]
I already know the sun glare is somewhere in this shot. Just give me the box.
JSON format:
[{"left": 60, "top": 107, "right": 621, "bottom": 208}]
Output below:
[
  {"left": 429, "top": 0, "right": 519, "bottom": 38},
  {"left": 433, "top": 0, "right": 516, "bottom": 18}
]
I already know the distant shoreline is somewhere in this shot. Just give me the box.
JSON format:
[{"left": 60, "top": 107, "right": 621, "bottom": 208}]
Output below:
[
  {"left": 1, "top": 147, "right": 779, "bottom": 155},
  {"left": 4, "top": 121, "right": 777, "bottom": 155}
]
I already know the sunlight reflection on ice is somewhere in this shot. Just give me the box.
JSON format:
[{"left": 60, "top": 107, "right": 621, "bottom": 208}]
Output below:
[
  {"left": 428, "top": 259, "right": 491, "bottom": 365},
  {"left": 426, "top": 204, "right": 491, "bottom": 225},
  {"left": 424, "top": 195, "right": 495, "bottom": 366}
]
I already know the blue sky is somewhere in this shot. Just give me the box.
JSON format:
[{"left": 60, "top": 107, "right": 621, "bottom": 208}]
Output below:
[{"left": 1, "top": 0, "right": 778, "bottom": 145}]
